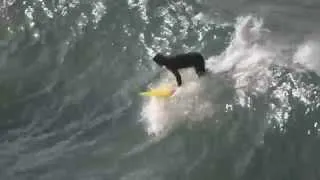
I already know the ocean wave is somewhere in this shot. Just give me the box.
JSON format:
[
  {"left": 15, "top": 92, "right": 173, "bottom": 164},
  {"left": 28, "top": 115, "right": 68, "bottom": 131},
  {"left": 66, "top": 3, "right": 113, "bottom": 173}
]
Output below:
[{"left": 140, "top": 14, "right": 320, "bottom": 139}]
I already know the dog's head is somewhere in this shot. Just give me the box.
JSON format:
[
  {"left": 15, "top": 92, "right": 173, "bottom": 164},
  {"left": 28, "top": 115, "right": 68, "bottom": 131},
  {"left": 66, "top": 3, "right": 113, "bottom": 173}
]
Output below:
[{"left": 153, "top": 53, "right": 166, "bottom": 66}]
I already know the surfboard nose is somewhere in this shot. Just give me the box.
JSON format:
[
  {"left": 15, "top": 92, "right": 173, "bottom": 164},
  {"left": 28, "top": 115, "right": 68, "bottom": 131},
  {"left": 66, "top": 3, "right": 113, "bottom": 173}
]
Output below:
[{"left": 140, "top": 86, "right": 176, "bottom": 97}]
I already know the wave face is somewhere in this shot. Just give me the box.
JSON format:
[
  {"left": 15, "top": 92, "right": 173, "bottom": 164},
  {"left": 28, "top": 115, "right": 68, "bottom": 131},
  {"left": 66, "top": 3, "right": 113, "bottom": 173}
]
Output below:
[{"left": 1, "top": 0, "right": 320, "bottom": 180}]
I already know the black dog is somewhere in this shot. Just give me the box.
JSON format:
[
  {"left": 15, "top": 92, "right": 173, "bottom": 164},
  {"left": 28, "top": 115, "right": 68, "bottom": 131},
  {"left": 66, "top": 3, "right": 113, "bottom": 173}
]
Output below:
[{"left": 153, "top": 52, "right": 206, "bottom": 87}]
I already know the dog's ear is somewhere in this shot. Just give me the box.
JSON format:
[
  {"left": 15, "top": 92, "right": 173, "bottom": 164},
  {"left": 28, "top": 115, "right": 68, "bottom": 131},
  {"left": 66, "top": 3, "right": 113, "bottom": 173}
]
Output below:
[{"left": 153, "top": 53, "right": 165, "bottom": 66}]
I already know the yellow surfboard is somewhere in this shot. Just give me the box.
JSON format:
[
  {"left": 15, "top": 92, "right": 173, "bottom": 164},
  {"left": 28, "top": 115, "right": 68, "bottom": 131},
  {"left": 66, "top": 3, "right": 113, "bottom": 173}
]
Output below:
[{"left": 140, "top": 86, "right": 176, "bottom": 97}]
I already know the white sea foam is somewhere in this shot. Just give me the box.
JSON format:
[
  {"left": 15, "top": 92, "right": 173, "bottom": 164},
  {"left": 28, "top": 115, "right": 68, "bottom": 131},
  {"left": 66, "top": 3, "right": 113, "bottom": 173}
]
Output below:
[
  {"left": 140, "top": 70, "right": 215, "bottom": 137},
  {"left": 141, "top": 14, "right": 320, "bottom": 137},
  {"left": 140, "top": 15, "right": 273, "bottom": 137}
]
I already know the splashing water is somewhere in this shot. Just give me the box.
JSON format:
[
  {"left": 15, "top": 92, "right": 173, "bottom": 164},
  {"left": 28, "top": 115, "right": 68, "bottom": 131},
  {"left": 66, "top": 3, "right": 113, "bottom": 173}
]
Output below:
[
  {"left": 140, "top": 14, "right": 320, "bottom": 138},
  {"left": 208, "top": 16, "right": 276, "bottom": 96},
  {"left": 293, "top": 37, "right": 320, "bottom": 76},
  {"left": 140, "top": 15, "right": 274, "bottom": 137},
  {"left": 140, "top": 70, "right": 216, "bottom": 137}
]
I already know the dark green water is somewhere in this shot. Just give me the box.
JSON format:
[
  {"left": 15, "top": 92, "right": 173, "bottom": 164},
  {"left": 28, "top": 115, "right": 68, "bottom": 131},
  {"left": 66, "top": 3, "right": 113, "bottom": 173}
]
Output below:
[{"left": 0, "top": 0, "right": 320, "bottom": 179}]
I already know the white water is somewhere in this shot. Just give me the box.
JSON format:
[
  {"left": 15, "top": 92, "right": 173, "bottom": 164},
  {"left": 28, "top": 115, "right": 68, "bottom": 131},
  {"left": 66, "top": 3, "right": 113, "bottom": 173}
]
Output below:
[{"left": 140, "top": 15, "right": 320, "bottom": 138}]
